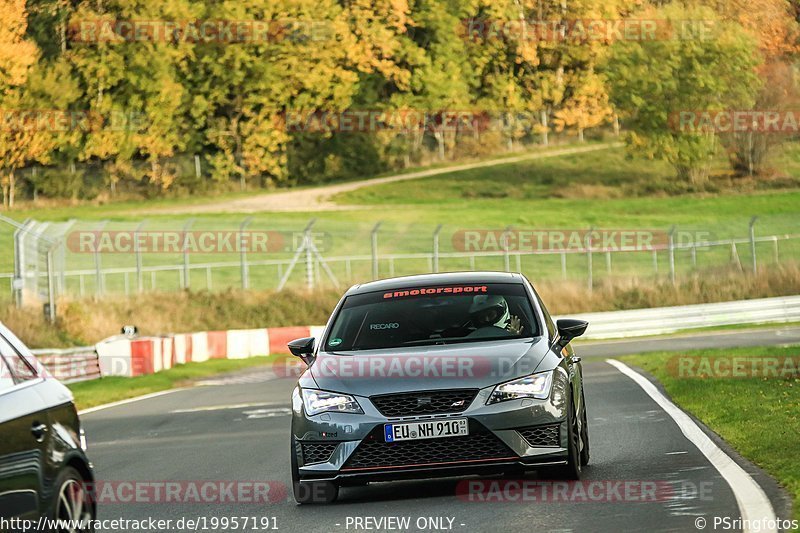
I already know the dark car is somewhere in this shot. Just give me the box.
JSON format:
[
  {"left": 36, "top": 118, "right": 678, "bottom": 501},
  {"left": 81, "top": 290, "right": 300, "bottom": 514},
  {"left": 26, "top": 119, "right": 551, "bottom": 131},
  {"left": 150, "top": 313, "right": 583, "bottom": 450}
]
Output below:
[
  {"left": 289, "top": 272, "right": 589, "bottom": 504},
  {"left": 0, "top": 322, "right": 95, "bottom": 530}
]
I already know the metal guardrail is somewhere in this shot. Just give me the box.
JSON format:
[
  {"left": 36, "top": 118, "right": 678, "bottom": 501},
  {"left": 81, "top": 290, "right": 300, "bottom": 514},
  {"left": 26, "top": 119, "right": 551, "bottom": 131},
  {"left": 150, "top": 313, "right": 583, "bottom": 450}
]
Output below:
[
  {"left": 31, "top": 346, "right": 101, "bottom": 383},
  {"left": 29, "top": 295, "right": 800, "bottom": 382},
  {"left": 559, "top": 295, "right": 800, "bottom": 340}
]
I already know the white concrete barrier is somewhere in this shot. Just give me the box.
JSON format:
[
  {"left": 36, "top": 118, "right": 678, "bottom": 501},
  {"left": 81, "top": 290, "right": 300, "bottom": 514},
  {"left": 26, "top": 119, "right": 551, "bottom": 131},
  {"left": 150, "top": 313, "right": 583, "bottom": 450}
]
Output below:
[
  {"left": 556, "top": 295, "right": 800, "bottom": 339},
  {"left": 31, "top": 295, "right": 800, "bottom": 381}
]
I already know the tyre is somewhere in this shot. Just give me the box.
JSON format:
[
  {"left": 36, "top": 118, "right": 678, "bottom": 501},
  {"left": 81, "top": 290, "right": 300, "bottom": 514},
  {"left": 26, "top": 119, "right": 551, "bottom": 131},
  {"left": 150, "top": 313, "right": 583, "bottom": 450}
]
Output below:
[
  {"left": 291, "top": 436, "right": 339, "bottom": 504},
  {"left": 579, "top": 387, "right": 590, "bottom": 467},
  {"left": 553, "top": 390, "right": 582, "bottom": 480},
  {"left": 50, "top": 466, "right": 95, "bottom": 532}
]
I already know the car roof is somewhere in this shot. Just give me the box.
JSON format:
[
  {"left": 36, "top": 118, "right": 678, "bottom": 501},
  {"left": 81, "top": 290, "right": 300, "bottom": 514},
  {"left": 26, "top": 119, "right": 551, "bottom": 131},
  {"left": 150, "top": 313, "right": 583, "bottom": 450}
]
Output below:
[{"left": 346, "top": 271, "right": 524, "bottom": 295}]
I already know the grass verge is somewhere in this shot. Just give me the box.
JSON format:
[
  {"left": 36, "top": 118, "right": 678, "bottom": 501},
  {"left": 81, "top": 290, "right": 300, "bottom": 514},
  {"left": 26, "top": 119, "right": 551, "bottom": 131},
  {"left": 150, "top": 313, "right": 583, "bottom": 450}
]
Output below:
[
  {"left": 620, "top": 345, "right": 799, "bottom": 520},
  {"left": 68, "top": 354, "right": 282, "bottom": 411}
]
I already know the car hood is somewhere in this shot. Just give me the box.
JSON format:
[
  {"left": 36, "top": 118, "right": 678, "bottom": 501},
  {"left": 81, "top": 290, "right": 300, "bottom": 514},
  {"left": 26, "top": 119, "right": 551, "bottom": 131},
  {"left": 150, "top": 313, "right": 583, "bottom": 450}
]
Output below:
[{"left": 309, "top": 336, "right": 550, "bottom": 396}]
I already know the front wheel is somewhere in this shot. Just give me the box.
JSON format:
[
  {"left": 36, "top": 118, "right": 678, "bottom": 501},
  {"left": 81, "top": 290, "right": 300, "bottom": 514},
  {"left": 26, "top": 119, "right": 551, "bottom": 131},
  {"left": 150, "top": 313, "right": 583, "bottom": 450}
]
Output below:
[
  {"left": 553, "top": 391, "right": 582, "bottom": 480},
  {"left": 291, "top": 436, "right": 339, "bottom": 504},
  {"left": 51, "top": 466, "right": 95, "bottom": 532},
  {"left": 579, "top": 386, "right": 590, "bottom": 467}
]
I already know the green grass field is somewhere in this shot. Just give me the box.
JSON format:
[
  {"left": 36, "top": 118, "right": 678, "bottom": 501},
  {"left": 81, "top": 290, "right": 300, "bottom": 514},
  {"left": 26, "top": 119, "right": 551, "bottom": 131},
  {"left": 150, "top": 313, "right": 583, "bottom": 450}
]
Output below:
[
  {"left": 68, "top": 355, "right": 282, "bottom": 410},
  {"left": 620, "top": 346, "right": 800, "bottom": 520},
  {"left": 1, "top": 144, "right": 798, "bottom": 297}
]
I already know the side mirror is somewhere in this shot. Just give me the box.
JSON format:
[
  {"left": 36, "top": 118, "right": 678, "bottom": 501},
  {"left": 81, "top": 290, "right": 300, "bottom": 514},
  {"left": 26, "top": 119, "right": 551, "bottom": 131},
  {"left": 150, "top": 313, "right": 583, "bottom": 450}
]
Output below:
[
  {"left": 556, "top": 319, "right": 588, "bottom": 346},
  {"left": 288, "top": 337, "right": 315, "bottom": 365}
]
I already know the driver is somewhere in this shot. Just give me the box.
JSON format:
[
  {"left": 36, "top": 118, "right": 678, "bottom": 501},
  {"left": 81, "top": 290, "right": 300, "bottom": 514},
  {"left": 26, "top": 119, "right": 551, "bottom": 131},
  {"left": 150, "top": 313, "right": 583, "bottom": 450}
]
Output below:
[{"left": 468, "top": 295, "right": 522, "bottom": 334}]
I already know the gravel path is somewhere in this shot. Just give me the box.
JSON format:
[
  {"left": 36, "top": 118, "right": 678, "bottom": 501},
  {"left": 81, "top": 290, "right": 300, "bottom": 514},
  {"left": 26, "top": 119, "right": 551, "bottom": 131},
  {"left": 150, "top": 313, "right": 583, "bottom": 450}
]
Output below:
[{"left": 147, "top": 142, "right": 622, "bottom": 214}]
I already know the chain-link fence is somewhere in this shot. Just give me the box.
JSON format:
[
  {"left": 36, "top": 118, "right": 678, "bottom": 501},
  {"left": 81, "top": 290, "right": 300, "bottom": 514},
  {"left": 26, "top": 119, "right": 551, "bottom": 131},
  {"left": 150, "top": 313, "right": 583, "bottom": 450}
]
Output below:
[{"left": 2, "top": 214, "right": 799, "bottom": 320}]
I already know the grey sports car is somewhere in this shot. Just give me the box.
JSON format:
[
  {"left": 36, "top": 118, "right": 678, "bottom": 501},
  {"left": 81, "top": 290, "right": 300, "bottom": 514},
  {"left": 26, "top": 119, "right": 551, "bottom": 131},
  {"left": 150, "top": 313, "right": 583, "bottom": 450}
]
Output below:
[{"left": 289, "top": 272, "right": 589, "bottom": 504}]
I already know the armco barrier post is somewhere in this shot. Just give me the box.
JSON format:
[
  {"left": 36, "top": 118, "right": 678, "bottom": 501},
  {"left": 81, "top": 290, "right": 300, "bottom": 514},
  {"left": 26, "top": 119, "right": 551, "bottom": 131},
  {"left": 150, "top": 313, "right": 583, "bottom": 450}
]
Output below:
[
  {"left": 95, "top": 220, "right": 108, "bottom": 296},
  {"left": 277, "top": 219, "right": 318, "bottom": 291},
  {"left": 181, "top": 218, "right": 195, "bottom": 289},
  {"left": 501, "top": 226, "right": 512, "bottom": 272},
  {"left": 240, "top": 217, "right": 253, "bottom": 289},
  {"left": 305, "top": 230, "right": 314, "bottom": 291},
  {"left": 432, "top": 224, "right": 443, "bottom": 273},
  {"left": 585, "top": 227, "right": 593, "bottom": 292},
  {"left": 371, "top": 222, "right": 382, "bottom": 280},
  {"left": 668, "top": 226, "right": 676, "bottom": 286},
  {"left": 46, "top": 247, "right": 56, "bottom": 323},
  {"left": 134, "top": 220, "right": 145, "bottom": 293}
]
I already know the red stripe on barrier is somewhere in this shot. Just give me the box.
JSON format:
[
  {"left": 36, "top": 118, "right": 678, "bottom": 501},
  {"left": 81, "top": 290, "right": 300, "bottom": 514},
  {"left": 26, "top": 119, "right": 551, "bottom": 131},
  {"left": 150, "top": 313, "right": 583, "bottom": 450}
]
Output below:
[
  {"left": 169, "top": 336, "right": 177, "bottom": 368},
  {"left": 130, "top": 339, "right": 154, "bottom": 377},
  {"left": 184, "top": 334, "right": 193, "bottom": 363},
  {"left": 268, "top": 326, "right": 312, "bottom": 355},
  {"left": 207, "top": 331, "right": 228, "bottom": 359}
]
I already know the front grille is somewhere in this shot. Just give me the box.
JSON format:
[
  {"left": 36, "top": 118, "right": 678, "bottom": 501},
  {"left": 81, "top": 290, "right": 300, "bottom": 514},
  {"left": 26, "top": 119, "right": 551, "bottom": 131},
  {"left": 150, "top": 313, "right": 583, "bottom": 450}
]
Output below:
[
  {"left": 517, "top": 424, "right": 561, "bottom": 447},
  {"left": 301, "top": 442, "right": 339, "bottom": 464},
  {"left": 370, "top": 389, "right": 479, "bottom": 417},
  {"left": 343, "top": 423, "right": 516, "bottom": 470}
]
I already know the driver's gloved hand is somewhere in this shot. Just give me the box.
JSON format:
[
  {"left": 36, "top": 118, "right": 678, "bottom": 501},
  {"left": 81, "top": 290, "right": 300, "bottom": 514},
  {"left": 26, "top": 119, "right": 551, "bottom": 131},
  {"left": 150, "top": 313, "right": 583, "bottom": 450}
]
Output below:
[{"left": 506, "top": 315, "right": 522, "bottom": 335}]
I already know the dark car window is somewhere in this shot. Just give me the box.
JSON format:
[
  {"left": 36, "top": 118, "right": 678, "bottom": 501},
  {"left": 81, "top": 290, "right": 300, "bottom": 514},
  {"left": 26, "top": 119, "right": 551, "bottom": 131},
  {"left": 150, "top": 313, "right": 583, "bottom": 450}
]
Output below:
[
  {"left": 0, "top": 335, "right": 37, "bottom": 383},
  {"left": 325, "top": 283, "right": 539, "bottom": 351}
]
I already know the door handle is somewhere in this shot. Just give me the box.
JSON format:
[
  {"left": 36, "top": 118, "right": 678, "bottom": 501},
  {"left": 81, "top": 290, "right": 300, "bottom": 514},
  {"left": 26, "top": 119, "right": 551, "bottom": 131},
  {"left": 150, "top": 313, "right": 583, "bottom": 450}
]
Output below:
[{"left": 31, "top": 422, "right": 48, "bottom": 440}]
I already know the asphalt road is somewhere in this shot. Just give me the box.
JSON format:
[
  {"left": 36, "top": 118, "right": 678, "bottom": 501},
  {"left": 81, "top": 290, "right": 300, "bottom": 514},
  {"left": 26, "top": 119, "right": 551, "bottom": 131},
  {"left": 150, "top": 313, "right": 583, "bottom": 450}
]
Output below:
[{"left": 81, "top": 329, "right": 797, "bottom": 533}]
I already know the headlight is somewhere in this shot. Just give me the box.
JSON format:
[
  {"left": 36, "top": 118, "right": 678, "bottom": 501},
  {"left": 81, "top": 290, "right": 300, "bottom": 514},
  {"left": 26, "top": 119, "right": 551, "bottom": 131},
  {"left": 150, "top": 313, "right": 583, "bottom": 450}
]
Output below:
[
  {"left": 487, "top": 371, "right": 553, "bottom": 404},
  {"left": 301, "top": 389, "right": 363, "bottom": 416}
]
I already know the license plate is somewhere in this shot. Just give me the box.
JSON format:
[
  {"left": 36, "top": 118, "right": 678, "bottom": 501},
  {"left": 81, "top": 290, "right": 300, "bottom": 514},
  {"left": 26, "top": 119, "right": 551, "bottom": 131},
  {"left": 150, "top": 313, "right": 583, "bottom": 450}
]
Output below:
[{"left": 384, "top": 418, "right": 469, "bottom": 442}]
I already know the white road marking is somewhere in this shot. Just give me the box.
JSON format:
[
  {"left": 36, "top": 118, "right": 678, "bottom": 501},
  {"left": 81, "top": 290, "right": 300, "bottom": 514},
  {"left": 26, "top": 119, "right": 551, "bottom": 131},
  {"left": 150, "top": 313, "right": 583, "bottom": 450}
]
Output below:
[
  {"left": 242, "top": 408, "right": 292, "bottom": 419},
  {"left": 194, "top": 370, "right": 278, "bottom": 386},
  {"left": 78, "top": 388, "right": 188, "bottom": 415},
  {"left": 606, "top": 359, "right": 777, "bottom": 533},
  {"left": 171, "top": 402, "right": 286, "bottom": 414},
  {"left": 666, "top": 451, "right": 689, "bottom": 455}
]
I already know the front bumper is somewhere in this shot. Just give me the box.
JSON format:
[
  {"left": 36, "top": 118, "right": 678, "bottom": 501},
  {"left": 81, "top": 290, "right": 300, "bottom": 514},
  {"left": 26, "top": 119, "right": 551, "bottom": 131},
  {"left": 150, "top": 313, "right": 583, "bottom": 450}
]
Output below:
[{"left": 291, "top": 383, "right": 569, "bottom": 483}]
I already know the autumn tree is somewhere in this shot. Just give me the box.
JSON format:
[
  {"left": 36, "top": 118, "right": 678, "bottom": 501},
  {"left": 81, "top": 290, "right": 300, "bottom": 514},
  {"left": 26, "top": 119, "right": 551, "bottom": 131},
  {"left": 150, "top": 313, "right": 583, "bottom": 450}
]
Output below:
[
  {"left": 705, "top": 0, "right": 800, "bottom": 175},
  {"left": 553, "top": 69, "right": 612, "bottom": 142},
  {"left": 606, "top": 4, "right": 760, "bottom": 184},
  {"left": 0, "top": 0, "right": 43, "bottom": 207},
  {"left": 392, "top": 0, "right": 473, "bottom": 161},
  {"left": 63, "top": 0, "right": 196, "bottom": 193},
  {"left": 187, "top": 0, "right": 363, "bottom": 189}
]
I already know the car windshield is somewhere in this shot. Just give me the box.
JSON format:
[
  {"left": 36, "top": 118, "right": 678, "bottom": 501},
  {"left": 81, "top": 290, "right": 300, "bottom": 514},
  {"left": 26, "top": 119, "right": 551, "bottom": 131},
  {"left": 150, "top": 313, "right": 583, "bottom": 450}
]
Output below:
[{"left": 324, "top": 283, "right": 539, "bottom": 351}]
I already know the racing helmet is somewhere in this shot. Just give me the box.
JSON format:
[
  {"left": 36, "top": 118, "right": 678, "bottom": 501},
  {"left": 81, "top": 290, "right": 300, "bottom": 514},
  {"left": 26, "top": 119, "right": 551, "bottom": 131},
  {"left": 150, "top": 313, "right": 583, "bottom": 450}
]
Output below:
[{"left": 469, "top": 295, "right": 510, "bottom": 328}]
